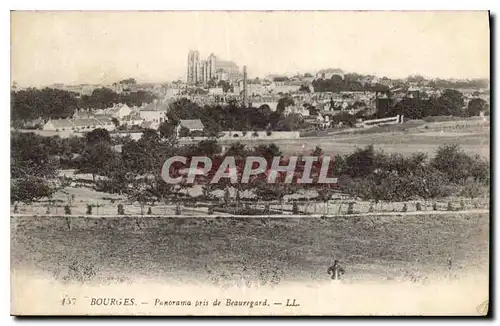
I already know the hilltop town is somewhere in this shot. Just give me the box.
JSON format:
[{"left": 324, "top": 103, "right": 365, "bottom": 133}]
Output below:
[{"left": 11, "top": 50, "right": 490, "bottom": 142}]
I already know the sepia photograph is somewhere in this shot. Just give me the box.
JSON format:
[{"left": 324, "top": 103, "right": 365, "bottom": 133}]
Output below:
[{"left": 10, "top": 10, "right": 490, "bottom": 316}]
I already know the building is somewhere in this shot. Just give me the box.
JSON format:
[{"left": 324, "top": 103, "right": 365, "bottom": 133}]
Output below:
[
  {"left": 187, "top": 50, "right": 241, "bottom": 85},
  {"left": 141, "top": 120, "right": 160, "bottom": 130},
  {"left": 376, "top": 96, "right": 391, "bottom": 118},
  {"left": 274, "top": 81, "right": 303, "bottom": 94},
  {"left": 71, "top": 118, "right": 101, "bottom": 131},
  {"left": 139, "top": 110, "right": 167, "bottom": 123},
  {"left": 187, "top": 50, "right": 200, "bottom": 84},
  {"left": 176, "top": 119, "right": 205, "bottom": 137},
  {"left": 73, "top": 109, "right": 94, "bottom": 119},
  {"left": 94, "top": 116, "right": 116, "bottom": 131},
  {"left": 208, "top": 87, "right": 224, "bottom": 96},
  {"left": 316, "top": 68, "right": 345, "bottom": 80},
  {"left": 106, "top": 103, "right": 133, "bottom": 120},
  {"left": 42, "top": 119, "right": 74, "bottom": 131},
  {"left": 121, "top": 113, "right": 144, "bottom": 127}
]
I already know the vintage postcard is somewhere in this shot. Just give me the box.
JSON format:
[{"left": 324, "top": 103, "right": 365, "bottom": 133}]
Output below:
[{"left": 10, "top": 10, "right": 490, "bottom": 316}]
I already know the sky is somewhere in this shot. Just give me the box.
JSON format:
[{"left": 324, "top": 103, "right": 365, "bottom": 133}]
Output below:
[{"left": 11, "top": 11, "right": 490, "bottom": 87}]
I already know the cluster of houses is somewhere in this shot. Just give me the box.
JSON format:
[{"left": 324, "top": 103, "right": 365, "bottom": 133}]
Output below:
[{"left": 42, "top": 101, "right": 168, "bottom": 133}]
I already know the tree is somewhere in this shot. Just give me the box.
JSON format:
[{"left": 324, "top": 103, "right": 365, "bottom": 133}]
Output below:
[
  {"left": 436, "top": 89, "right": 465, "bottom": 116},
  {"left": 332, "top": 111, "right": 356, "bottom": 127},
  {"left": 11, "top": 177, "right": 55, "bottom": 204},
  {"left": 391, "top": 97, "right": 424, "bottom": 119},
  {"left": 298, "top": 85, "right": 310, "bottom": 93},
  {"left": 418, "top": 167, "right": 450, "bottom": 208},
  {"left": 217, "top": 80, "right": 232, "bottom": 93},
  {"left": 344, "top": 145, "right": 377, "bottom": 178},
  {"left": 78, "top": 142, "right": 118, "bottom": 182},
  {"left": 431, "top": 144, "right": 478, "bottom": 184},
  {"left": 311, "top": 146, "right": 323, "bottom": 157},
  {"left": 225, "top": 142, "right": 250, "bottom": 159},
  {"left": 84, "top": 87, "right": 120, "bottom": 110},
  {"left": 11, "top": 132, "right": 59, "bottom": 179},
  {"left": 469, "top": 154, "right": 490, "bottom": 184},
  {"left": 197, "top": 139, "right": 222, "bottom": 157},
  {"left": 127, "top": 180, "right": 159, "bottom": 218},
  {"left": 276, "top": 113, "right": 305, "bottom": 131},
  {"left": 159, "top": 121, "right": 177, "bottom": 139},
  {"left": 467, "top": 98, "right": 489, "bottom": 117},
  {"left": 85, "top": 128, "right": 111, "bottom": 144},
  {"left": 460, "top": 181, "right": 486, "bottom": 207},
  {"left": 253, "top": 143, "right": 282, "bottom": 162},
  {"left": 141, "top": 129, "right": 161, "bottom": 143},
  {"left": 277, "top": 97, "right": 294, "bottom": 113},
  {"left": 179, "top": 126, "right": 190, "bottom": 138},
  {"left": 11, "top": 88, "right": 78, "bottom": 121},
  {"left": 119, "top": 78, "right": 137, "bottom": 85}
]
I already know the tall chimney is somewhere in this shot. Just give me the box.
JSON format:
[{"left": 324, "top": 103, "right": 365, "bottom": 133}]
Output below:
[{"left": 243, "top": 65, "right": 248, "bottom": 107}]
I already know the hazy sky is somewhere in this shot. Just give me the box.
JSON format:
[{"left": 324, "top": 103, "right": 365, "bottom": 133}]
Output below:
[{"left": 11, "top": 11, "right": 490, "bottom": 87}]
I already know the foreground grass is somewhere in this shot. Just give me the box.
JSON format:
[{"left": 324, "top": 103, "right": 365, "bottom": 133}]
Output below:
[{"left": 11, "top": 212, "right": 489, "bottom": 286}]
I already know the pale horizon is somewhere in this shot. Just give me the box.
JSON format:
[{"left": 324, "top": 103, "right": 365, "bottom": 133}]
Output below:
[{"left": 11, "top": 11, "right": 490, "bottom": 87}]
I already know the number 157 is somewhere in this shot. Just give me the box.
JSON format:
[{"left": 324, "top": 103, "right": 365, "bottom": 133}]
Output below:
[{"left": 61, "top": 297, "right": 76, "bottom": 306}]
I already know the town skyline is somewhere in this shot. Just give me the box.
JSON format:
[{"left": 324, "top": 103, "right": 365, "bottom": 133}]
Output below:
[{"left": 11, "top": 11, "right": 490, "bottom": 87}]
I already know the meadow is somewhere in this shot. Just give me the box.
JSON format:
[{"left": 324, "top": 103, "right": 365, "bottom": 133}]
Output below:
[
  {"left": 181, "top": 117, "right": 490, "bottom": 158},
  {"left": 11, "top": 212, "right": 489, "bottom": 286}
]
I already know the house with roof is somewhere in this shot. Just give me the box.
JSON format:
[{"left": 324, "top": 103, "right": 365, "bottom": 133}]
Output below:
[
  {"left": 283, "top": 105, "right": 310, "bottom": 117},
  {"left": 42, "top": 119, "right": 75, "bottom": 131},
  {"left": 25, "top": 117, "right": 45, "bottom": 129},
  {"left": 106, "top": 103, "right": 132, "bottom": 120},
  {"left": 121, "top": 113, "right": 144, "bottom": 127},
  {"left": 71, "top": 118, "right": 101, "bottom": 132},
  {"left": 73, "top": 109, "right": 94, "bottom": 119},
  {"left": 140, "top": 120, "right": 160, "bottom": 130},
  {"left": 94, "top": 116, "right": 116, "bottom": 131},
  {"left": 139, "top": 110, "right": 167, "bottom": 123},
  {"left": 176, "top": 119, "right": 205, "bottom": 137}
]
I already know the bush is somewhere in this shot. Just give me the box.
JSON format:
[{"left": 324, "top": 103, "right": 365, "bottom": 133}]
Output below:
[
  {"left": 252, "top": 131, "right": 259, "bottom": 137},
  {"left": 347, "top": 202, "right": 354, "bottom": 214},
  {"left": 292, "top": 202, "right": 299, "bottom": 214},
  {"left": 86, "top": 204, "right": 92, "bottom": 215},
  {"left": 447, "top": 202, "right": 453, "bottom": 211},
  {"left": 266, "top": 130, "right": 272, "bottom": 136},
  {"left": 432, "top": 144, "right": 489, "bottom": 184},
  {"left": 433, "top": 202, "right": 438, "bottom": 211},
  {"left": 117, "top": 204, "right": 125, "bottom": 215},
  {"left": 460, "top": 181, "right": 486, "bottom": 200},
  {"left": 416, "top": 202, "right": 422, "bottom": 211},
  {"left": 14, "top": 204, "right": 18, "bottom": 214},
  {"left": 64, "top": 205, "right": 71, "bottom": 215},
  {"left": 402, "top": 203, "right": 408, "bottom": 212},
  {"left": 175, "top": 204, "right": 181, "bottom": 215},
  {"left": 147, "top": 207, "right": 152, "bottom": 215}
]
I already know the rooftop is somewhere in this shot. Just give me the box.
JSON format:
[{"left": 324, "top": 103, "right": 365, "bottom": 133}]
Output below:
[{"left": 179, "top": 119, "right": 204, "bottom": 130}]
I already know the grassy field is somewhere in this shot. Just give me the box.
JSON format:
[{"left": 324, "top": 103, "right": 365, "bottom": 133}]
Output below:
[
  {"left": 189, "top": 117, "right": 490, "bottom": 158},
  {"left": 11, "top": 212, "right": 489, "bottom": 286}
]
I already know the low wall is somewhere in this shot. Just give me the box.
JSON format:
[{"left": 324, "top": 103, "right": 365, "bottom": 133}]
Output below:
[
  {"left": 181, "top": 131, "right": 300, "bottom": 141},
  {"left": 220, "top": 131, "right": 300, "bottom": 140}
]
